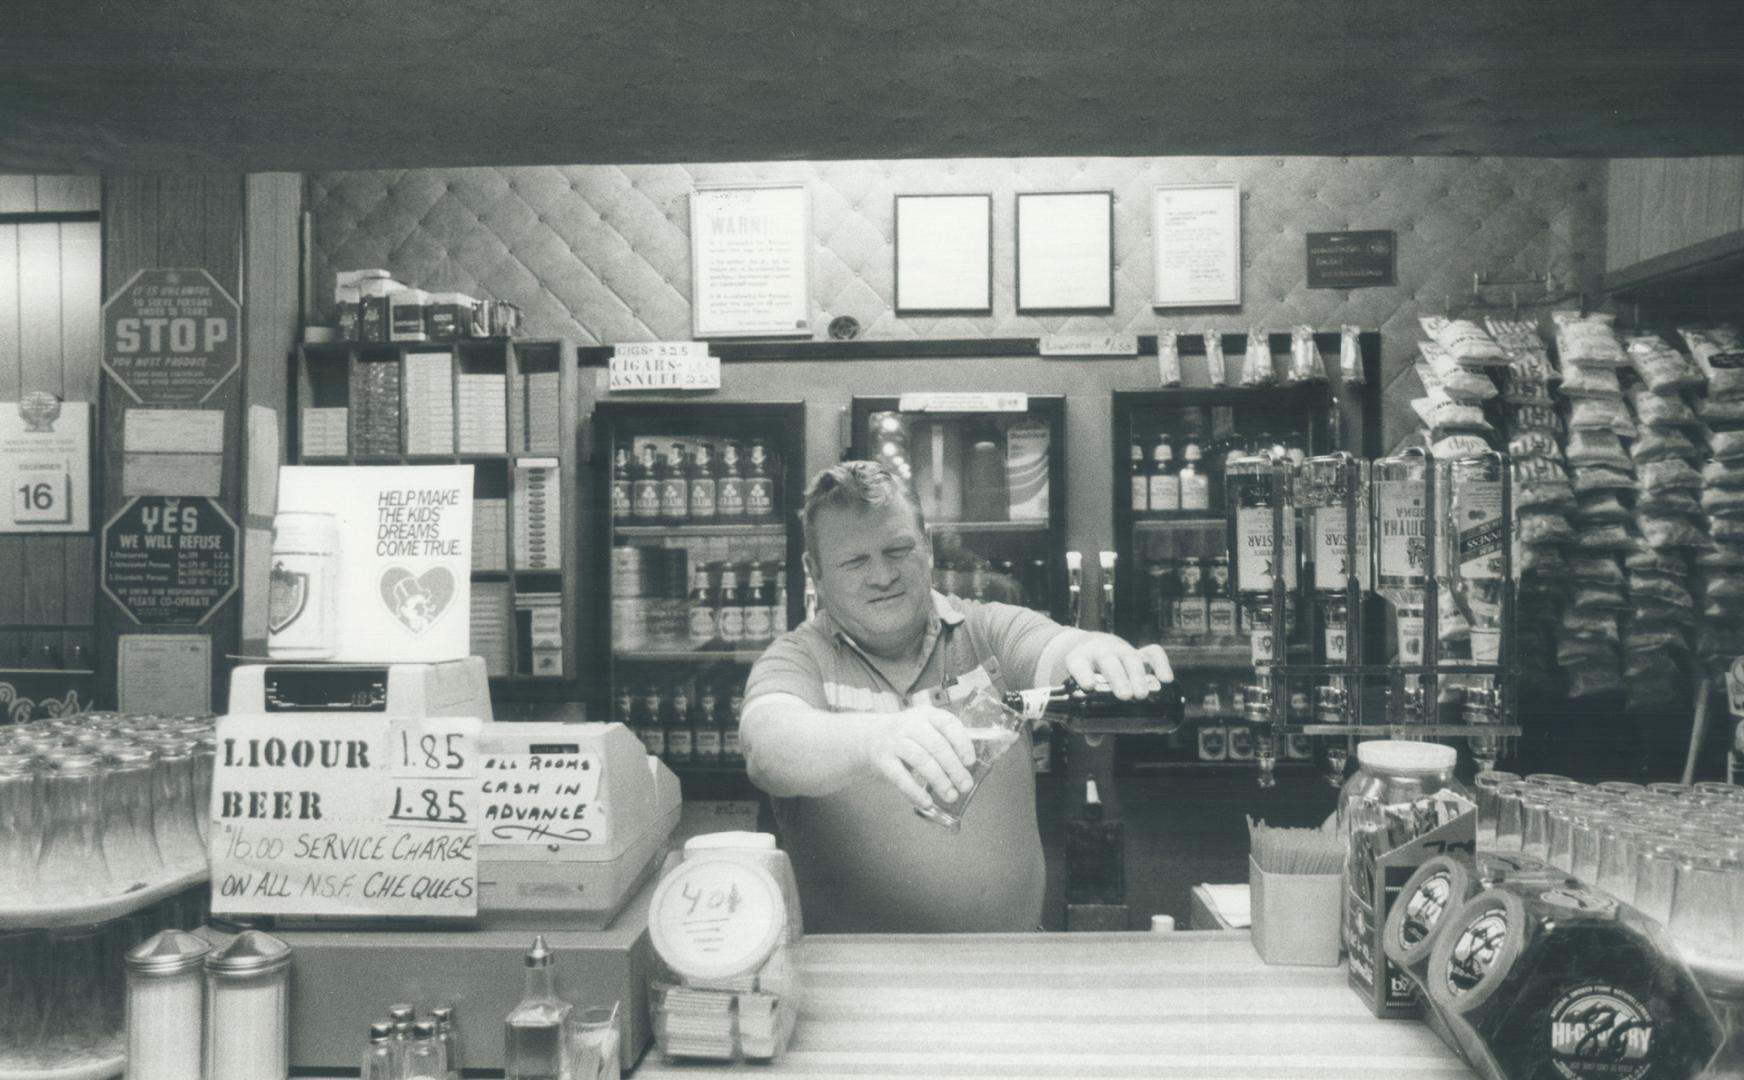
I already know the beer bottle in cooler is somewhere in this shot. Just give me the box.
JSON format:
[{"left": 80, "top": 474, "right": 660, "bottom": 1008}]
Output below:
[
  {"left": 716, "top": 442, "right": 747, "bottom": 524},
  {"left": 1207, "top": 555, "right": 1237, "bottom": 642},
  {"left": 687, "top": 565, "right": 718, "bottom": 649},
  {"left": 1179, "top": 438, "right": 1210, "bottom": 512},
  {"left": 1129, "top": 438, "right": 1149, "bottom": 513},
  {"left": 716, "top": 564, "right": 746, "bottom": 646},
  {"left": 723, "top": 683, "right": 746, "bottom": 763},
  {"left": 746, "top": 440, "right": 777, "bottom": 521},
  {"left": 632, "top": 443, "right": 662, "bottom": 524},
  {"left": 662, "top": 681, "right": 692, "bottom": 764},
  {"left": 1148, "top": 437, "right": 1179, "bottom": 511},
  {"left": 743, "top": 563, "right": 772, "bottom": 644},
  {"left": 660, "top": 442, "right": 690, "bottom": 523},
  {"left": 611, "top": 444, "right": 635, "bottom": 521},
  {"left": 632, "top": 684, "right": 665, "bottom": 758},
  {"left": 692, "top": 682, "right": 722, "bottom": 763},
  {"left": 687, "top": 442, "right": 717, "bottom": 522}
]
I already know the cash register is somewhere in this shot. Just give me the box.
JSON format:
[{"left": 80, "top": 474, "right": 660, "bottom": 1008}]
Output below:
[{"left": 224, "top": 657, "right": 682, "bottom": 1072}]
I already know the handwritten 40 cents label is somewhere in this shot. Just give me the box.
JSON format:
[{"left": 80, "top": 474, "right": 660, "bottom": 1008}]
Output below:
[
  {"left": 210, "top": 714, "right": 481, "bottom": 919},
  {"left": 649, "top": 858, "right": 786, "bottom": 981}
]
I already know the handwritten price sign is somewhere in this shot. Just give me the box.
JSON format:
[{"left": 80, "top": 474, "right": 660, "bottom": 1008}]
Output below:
[{"left": 479, "top": 748, "right": 605, "bottom": 845}]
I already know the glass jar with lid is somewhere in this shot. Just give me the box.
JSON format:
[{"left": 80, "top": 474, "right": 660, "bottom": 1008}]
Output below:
[{"left": 1338, "top": 740, "right": 1470, "bottom": 838}]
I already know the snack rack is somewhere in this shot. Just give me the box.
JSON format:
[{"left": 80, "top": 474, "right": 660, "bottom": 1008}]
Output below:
[{"left": 1239, "top": 448, "right": 1524, "bottom": 788}]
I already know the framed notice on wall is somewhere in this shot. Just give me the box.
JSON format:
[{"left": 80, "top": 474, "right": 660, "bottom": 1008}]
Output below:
[
  {"left": 895, "top": 193, "right": 993, "bottom": 315},
  {"left": 1016, "top": 191, "right": 1114, "bottom": 314},
  {"left": 689, "top": 181, "right": 813, "bottom": 339},
  {"left": 1152, "top": 182, "right": 1242, "bottom": 308}
]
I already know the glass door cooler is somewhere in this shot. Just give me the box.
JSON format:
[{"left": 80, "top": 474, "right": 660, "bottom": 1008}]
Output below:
[
  {"left": 587, "top": 402, "right": 806, "bottom": 779},
  {"left": 1111, "top": 384, "right": 1340, "bottom": 775},
  {"left": 849, "top": 396, "right": 1068, "bottom": 623}
]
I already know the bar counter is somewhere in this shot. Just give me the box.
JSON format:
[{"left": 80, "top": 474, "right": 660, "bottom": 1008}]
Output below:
[{"left": 630, "top": 930, "right": 1471, "bottom": 1078}]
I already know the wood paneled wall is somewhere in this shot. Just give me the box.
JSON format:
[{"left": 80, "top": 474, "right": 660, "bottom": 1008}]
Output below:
[
  {"left": 100, "top": 175, "right": 246, "bottom": 712},
  {"left": 0, "top": 175, "right": 101, "bottom": 691},
  {"left": 1606, "top": 157, "right": 1744, "bottom": 273}
]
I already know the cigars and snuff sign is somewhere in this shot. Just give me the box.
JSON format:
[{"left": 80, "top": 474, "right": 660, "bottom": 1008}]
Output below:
[{"left": 274, "top": 465, "right": 473, "bottom": 663}]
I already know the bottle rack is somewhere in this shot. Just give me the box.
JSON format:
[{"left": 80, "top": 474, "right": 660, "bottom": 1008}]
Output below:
[{"left": 1243, "top": 449, "right": 1523, "bottom": 785}]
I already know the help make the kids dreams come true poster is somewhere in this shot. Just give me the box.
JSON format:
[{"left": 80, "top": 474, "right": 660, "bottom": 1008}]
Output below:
[{"left": 275, "top": 466, "right": 473, "bottom": 663}]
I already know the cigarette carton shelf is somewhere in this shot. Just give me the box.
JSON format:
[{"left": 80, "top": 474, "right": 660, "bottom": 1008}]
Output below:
[
  {"left": 926, "top": 520, "right": 1050, "bottom": 534},
  {"left": 1134, "top": 515, "right": 1226, "bottom": 530},
  {"left": 613, "top": 524, "right": 787, "bottom": 539},
  {"left": 290, "top": 337, "right": 579, "bottom": 695}
]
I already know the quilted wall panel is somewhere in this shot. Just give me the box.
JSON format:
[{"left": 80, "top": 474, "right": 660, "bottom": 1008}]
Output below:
[{"left": 308, "top": 156, "right": 1607, "bottom": 451}]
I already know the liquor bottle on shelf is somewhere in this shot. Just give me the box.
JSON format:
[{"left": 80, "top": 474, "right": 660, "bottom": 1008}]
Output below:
[
  {"left": 1300, "top": 452, "right": 1367, "bottom": 761},
  {"left": 1227, "top": 452, "right": 1295, "bottom": 666},
  {"left": 1147, "top": 562, "right": 1175, "bottom": 639},
  {"left": 688, "top": 442, "right": 717, "bottom": 523},
  {"left": 1129, "top": 438, "right": 1149, "bottom": 514},
  {"left": 660, "top": 443, "right": 690, "bottom": 523},
  {"left": 692, "top": 683, "right": 723, "bottom": 764},
  {"left": 1373, "top": 447, "right": 1429, "bottom": 725},
  {"left": 746, "top": 439, "right": 776, "bottom": 522},
  {"left": 716, "top": 565, "right": 745, "bottom": 647},
  {"left": 1178, "top": 558, "right": 1206, "bottom": 642},
  {"left": 687, "top": 565, "right": 718, "bottom": 649},
  {"left": 1207, "top": 555, "right": 1236, "bottom": 643},
  {"left": 663, "top": 682, "right": 693, "bottom": 765},
  {"left": 1005, "top": 675, "right": 1185, "bottom": 732},
  {"left": 632, "top": 443, "right": 662, "bottom": 524},
  {"left": 717, "top": 442, "right": 747, "bottom": 524},
  {"left": 1148, "top": 437, "right": 1179, "bottom": 512},
  {"left": 1179, "top": 438, "right": 1210, "bottom": 513},
  {"left": 611, "top": 444, "right": 635, "bottom": 521}
]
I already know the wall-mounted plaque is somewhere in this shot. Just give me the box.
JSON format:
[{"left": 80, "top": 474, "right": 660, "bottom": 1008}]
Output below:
[
  {"left": 1152, "top": 182, "right": 1242, "bottom": 308},
  {"left": 1307, "top": 230, "right": 1397, "bottom": 289},
  {"left": 1016, "top": 191, "right": 1114, "bottom": 313},
  {"left": 895, "top": 193, "right": 993, "bottom": 315}
]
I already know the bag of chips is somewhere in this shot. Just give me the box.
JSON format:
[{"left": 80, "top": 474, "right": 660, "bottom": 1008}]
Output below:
[
  {"left": 1411, "top": 388, "right": 1494, "bottom": 434},
  {"left": 1518, "top": 511, "right": 1576, "bottom": 545},
  {"left": 1639, "top": 458, "right": 1702, "bottom": 494},
  {"left": 1339, "top": 325, "right": 1365, "bottom": 385},
  {"left": 1568, "top": 398, "right": 1637, "bottom": 438},
  {"left": 1417, "top": 342, "right": 1498, "bottom": 402},
  {"left": 1638, "top": 600, "right": 1697, "bottom": 628},
  {"left": 1566, "top": 430, "right": 1632, "bottom": 469},
  {"left": 1625, "top": 332, "right": 1706, "bottom": 393},
  {"left": 1203, "top": 330, "right": 1227, "bottom": 387},
  {"left": 1156, "top": 329, "right": 1183, "bottom": 387},
  {"left": 1709, "top": 430, "right": 1744, "bottom": 462},
  {"left": 1679, "top": 326, "right": 1744, "bottom": 397},
  {"left": 1698, "top": 397, "right": 1744, "bottom": 425},
  {"left": 1624, "top": 646, "right": 1682, "bottom": 679},
  {"left": 1566, "top": 664, "right": 1624, "bottom": 699},
  {"left": 1628, "top": 386, "right": 1699, "bottom": 429},
  {"left": 1508, "top": 430, "right": 1563, "bottom": 462},
  {"left": 1574, "top": 493, "right": 1630, "bottom": 524},
  {"left": 1625, "top": 541, "right": 1688, "bottom": 576},
  {"left": 1712, "top": 517, "right": 1744, "bottom": 542},
  {"left": 1629, "top": 573, "right": 1695, "bottom": 607},
  {"left": 1569, "top": 554, "right": 1626, "bottom": 586},
  {"left": 1509, "top": 403, "right": 1562, "bottom": 434},
  {"left": 1702, "top": 460, "right": 1744, "bottom": 488},
  {"left": 1514, "top": 456, "right": 1577, "bottom": 510},
  {"left": 1636, "top": 489, "right": 1703, "bottom": 518},
  {"left": 1241, "top": 328, "right": 1275, "bottom": 386},
  {"left": 1288, "top": 325, "right": 1326, "bottom": 384},
  {"left": 1638, "top": 515, "right": 1709, "bottom": 548},
  {"left": 1572, "top": 466, "right": 1637, "bottom": 494},
  {"left": 1558, "top": 360, "right": 1624, "bottom": 399},
  {"left": 1702, "top": 486, "right": 1744, "bottom": 517},
  {"left": 1518, "top": 543, "right": 1569, "bottom": 577},
  {"left": 1432, "top": 433, "right": 1494, "bottom": 458},
  {"left": 1574, "top": 523, "right": 1637, "bottom": 550},
  {"left": 1553, "top": 310, "right": 1630, "bottom": 367},
  {"left": 1694, "top": 540, "right": 1744, "bottom": 569},
  {"left": 1630, "top": 426, "right": 1699, "bottom": 463},
  {"left": 1421, "top": 315, "right": 1510, "bottom": 367},
  {"left": 1705, "top": 575, "right": 1744, "bottom": 601}
]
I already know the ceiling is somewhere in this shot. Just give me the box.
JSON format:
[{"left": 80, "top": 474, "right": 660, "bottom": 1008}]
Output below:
[{"left": 4, "top": 0, "right": 1744, "bottom": 175}]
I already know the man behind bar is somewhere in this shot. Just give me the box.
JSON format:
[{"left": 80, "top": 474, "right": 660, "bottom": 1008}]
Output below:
[{"left": 741, "top": 460, "right": 1172, "bottom": 932}]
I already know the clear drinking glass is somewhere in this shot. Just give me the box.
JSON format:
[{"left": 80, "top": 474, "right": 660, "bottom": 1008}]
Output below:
[
  {"left": 913, "top": 689, "right": 1025, "bottom": 832},
  {"left": 146, "top": 738, "right": 206, "bottom": 870},
  {"left": 1596, "top": 780, "right": 1646, "bottom": 798},
  {"left": 98, "top": 742, "right": 165, "bottom": 889},
  {"left": 36, "top": 751, "right": 113, "bottom": 900},
  {"left": 1491, "top": 781, "right": 1530, "bottom": 854},
  {"left": 1648, "top": 781, "right": 1693, "bottom": 799},
  {"left": 1519, "top": 792, "right": 1553, "bottom": 860},
  {"left": 568, "top": 1004, "right": 622, "bottom": 1080},
  {"left": 1633, "top": 841, "right": 1685, "bottom": 925},
  {"left": 1596, "top": 823, "right": 1649, "bottom": 902},
  {"left": 0, "top": 752, "right": 41, "bottom": 902},
  {"left": 1473, "top": 769, "right": 1520, "bottom": 849},
  {"left": 1571, "top": 810, "right": 1607, "bottom": 884}
]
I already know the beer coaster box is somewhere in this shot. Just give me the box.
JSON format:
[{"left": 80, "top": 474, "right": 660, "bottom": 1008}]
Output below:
[
  {"left": 277, "top": 465, "right": 473, "bottom": 664},
  {"left": 1345, "top": 808, "right": 1474, "bottom": 1018},
  {"left": 1249, "top": 857, "right": 1340, "bottom": 967}
]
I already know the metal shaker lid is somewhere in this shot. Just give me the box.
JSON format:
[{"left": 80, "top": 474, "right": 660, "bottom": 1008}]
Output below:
[{"left": 126, "top": 929, "right": 211, "bottom": 976}]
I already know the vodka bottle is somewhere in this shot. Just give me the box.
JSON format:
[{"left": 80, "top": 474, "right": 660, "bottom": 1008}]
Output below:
[
  {"left": 1227, "top": 452, "right": 1294, "bottom": 669},
  {"left": 1373, "top": 448, "right": 1428, "bottom": 723},
  {"left": 1299, "top": 452, "right": 1366, "bottom": 764}
]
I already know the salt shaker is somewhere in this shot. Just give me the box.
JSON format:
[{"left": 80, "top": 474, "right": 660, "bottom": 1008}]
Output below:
[
  {"left": 204, "top": 929, "right": 292, "bottom": 1080},
  {"left": 126, "top": 929, "right": 210, "bottom": 1080}
]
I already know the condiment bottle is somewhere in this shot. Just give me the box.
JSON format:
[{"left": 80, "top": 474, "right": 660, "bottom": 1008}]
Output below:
[
  {"left": 126, "top": 929, "right": 210, "bottom": 1080},
  {"left": 204, "top": 930, "right": 292, "bottom": 1080},
  {"left": 361, "top": 1021, "right": 396, "bottom": 1080}
]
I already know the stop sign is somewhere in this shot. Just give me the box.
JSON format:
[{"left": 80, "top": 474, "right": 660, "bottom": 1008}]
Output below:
[{"left": 103, "top": 268, "right": 240, "bottom": 405}]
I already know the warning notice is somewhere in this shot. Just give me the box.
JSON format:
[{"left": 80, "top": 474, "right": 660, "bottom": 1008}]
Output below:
[
  {"left": 103, "top": 268, "right": 240, "bottom": 405},
  {"left": 101, "top": 496, "right": 239, "bottom": 625}
]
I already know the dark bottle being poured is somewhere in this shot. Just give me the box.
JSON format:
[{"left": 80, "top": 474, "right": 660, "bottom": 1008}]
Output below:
[{"left": 1004, "top": 674, "right": 1184, "bottom": 734}]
